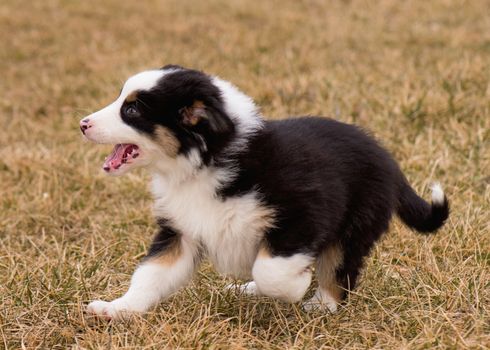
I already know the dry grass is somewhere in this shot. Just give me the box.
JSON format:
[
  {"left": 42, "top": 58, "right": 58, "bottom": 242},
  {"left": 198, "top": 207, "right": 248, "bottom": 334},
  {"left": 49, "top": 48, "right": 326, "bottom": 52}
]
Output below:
[{"left": 0, "top": 0, "right": 489, "bottom": 348}]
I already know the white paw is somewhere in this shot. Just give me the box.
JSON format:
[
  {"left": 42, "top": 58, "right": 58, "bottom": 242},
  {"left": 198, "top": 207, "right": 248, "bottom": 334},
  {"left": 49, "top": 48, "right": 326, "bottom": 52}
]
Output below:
[
  {"left": 86, "top": 299, "right": 139, "bottom": 320},
  {"left": 302, "top": 290, "right": 338, "bottom": 313},
  {"left": 303, "top": 298, "right": 336, "bottom": 313},
  {"left": 226, "top": 281, "right": 260, "bottom": 296}
]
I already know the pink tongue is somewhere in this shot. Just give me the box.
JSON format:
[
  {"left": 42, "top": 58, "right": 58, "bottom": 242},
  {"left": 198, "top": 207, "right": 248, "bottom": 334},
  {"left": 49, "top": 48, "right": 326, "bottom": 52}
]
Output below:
[{"left": 103, "top": 144, "right": 139, "bottom": 172}]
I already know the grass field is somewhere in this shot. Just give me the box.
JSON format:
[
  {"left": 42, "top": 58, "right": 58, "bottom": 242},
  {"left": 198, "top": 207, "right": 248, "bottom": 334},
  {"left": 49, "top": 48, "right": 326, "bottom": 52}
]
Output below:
[{"left": 1, "top": 0, "right": 489, "bottom": 348}]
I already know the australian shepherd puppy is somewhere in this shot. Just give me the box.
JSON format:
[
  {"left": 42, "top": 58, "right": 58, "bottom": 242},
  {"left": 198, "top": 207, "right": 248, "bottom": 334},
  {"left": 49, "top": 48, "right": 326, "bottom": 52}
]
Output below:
[{"left": 80, "top": 65, "right": 449, "bottom": 320}]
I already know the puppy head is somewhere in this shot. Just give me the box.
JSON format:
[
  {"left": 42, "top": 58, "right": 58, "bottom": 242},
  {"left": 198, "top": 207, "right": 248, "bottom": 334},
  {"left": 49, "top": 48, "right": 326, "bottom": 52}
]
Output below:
[{"left": 80, "top": 66, "right": 235, "bottom": 175}]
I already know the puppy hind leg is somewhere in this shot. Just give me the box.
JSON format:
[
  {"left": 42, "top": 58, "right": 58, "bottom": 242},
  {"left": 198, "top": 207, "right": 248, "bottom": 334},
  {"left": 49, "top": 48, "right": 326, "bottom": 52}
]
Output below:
[
  {"left": 303, "top": 244, "right": 344, "bottom": 313},
  {"left": 252, "top": 248, "right": 314, "bottom": 303}
]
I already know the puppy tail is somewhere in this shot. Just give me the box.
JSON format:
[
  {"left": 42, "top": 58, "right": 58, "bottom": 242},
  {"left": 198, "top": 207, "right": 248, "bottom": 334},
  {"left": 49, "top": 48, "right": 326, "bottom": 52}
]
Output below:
[{"left": 396, "top": 181, "right": 449, "bottom": 234}]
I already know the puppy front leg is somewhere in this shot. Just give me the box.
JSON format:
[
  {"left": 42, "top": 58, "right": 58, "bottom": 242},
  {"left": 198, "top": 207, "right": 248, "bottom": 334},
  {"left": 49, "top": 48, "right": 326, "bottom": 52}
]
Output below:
[{"left": 87, "top": 226, "right": 199, "bottom": 320}]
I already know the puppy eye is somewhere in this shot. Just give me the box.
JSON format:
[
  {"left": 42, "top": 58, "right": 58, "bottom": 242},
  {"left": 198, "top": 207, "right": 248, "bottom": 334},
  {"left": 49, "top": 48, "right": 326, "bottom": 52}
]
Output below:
[{"left": 124, "top": 104, "right": 139, "bottom": 117}]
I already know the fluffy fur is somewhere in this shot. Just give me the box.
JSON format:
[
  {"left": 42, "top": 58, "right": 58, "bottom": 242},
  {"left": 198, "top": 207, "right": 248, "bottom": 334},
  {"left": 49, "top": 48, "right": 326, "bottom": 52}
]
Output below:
[{"left": 81, "top": 65, "right": 449, "bottom": 319}]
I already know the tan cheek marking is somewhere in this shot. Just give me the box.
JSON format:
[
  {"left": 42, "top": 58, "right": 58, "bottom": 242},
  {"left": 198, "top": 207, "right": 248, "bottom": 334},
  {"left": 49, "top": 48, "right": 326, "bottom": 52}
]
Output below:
[
  {"left": 125, "top": 91, "right": 138, "bottom": 103},
  {"left": 148, "top": 239, "right": 182, "bottom": 266},
  {"left": 154, "top": 126, "right": 180, "bottom": 157},
  {"left": 317, "top": 245, "right": 344, "bottom": 303}
]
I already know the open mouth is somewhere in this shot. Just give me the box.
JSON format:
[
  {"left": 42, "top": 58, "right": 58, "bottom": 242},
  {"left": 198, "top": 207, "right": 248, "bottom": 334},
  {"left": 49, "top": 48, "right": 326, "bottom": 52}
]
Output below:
[{"left": 103, "top": 144, "right": 140, "bottom": 172}]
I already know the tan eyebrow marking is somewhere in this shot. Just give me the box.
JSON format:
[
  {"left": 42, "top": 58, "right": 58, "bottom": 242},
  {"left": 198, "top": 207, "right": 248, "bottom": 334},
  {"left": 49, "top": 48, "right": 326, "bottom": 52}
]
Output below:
[{"left": 125, "top": 91, "right": 139, "bottom": 103}]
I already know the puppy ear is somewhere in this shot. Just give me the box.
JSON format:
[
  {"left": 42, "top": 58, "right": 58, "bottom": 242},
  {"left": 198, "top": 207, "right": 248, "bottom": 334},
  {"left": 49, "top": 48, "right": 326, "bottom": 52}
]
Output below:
[
  {"left": 180, "top": 100, "right": 235, "bottom": 135},
  {"left": 179, "top": 100, "right": 208, "bottom": 127},
  {"left": 161, "top": 64, "right": 184, "bottom": 71}
]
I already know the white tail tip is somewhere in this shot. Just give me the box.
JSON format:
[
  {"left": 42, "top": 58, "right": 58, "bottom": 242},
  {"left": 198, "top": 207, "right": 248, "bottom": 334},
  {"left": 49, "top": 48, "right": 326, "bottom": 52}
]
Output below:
[{"left": 431, "top": 182, "right": 445, "bottom": 205}]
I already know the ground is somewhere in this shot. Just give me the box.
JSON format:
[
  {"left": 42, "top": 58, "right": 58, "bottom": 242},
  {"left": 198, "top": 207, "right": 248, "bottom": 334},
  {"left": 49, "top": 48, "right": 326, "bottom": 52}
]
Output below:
[{"left": 0, "top": 0, "right": 489, "bottom": 349}]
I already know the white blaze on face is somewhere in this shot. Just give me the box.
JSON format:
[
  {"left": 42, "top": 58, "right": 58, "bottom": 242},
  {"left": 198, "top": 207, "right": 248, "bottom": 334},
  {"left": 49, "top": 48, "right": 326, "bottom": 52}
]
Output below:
[
  {"left": 80, "top": 70, "right": 175, "bottom": 175},
  {"left": 81, "top": 70, "right": 165, "bottom": 145}
]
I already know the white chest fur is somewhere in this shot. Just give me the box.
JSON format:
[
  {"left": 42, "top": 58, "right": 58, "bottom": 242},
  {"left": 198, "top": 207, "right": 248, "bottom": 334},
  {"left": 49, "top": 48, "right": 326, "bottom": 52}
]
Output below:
[{"left": 151, "top": 169, "right": 275, "bottom": 279}]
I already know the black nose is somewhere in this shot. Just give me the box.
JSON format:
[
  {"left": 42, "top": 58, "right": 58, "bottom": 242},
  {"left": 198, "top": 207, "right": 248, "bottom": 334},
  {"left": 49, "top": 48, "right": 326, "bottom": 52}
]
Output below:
[{"left": 80, "top": 118, "right": 91, "bottom": 134}]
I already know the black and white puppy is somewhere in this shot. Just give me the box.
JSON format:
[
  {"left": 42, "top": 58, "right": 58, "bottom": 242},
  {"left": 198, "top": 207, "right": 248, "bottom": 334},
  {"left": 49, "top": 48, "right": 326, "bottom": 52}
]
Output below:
[{"left": 80, "top": 65, "right": 449, "bottom": 319}]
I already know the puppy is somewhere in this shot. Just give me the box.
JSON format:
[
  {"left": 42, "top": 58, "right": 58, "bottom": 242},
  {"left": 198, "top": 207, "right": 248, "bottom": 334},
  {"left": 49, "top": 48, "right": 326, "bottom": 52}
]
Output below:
[{"left": 80, "top": 65, "right": 449, "bottom": 319}]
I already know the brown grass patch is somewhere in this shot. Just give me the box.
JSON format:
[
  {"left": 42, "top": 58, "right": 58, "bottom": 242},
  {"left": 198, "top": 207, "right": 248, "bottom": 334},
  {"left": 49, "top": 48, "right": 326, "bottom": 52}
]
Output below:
[{"left": 0, "top": 0, "right": 488, "bottom": 348}]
